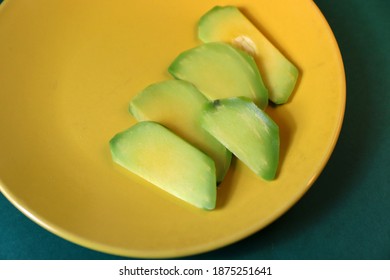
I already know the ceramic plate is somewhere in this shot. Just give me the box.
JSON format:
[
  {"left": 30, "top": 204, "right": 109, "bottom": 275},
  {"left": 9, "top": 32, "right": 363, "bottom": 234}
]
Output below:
[{"left": 0, "top": 0, "right": 345, "bottom": 258}]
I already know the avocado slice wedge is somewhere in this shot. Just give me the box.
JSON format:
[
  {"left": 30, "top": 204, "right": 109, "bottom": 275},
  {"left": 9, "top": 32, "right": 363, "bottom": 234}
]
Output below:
[
  {"left": 168, "top": 42, "right": 268, "bottom": 110},
  {"left": 200, "top": 97, "right": 279, "bottom": 181},
  {"left": 198, "top": 6, "right": 299, "bottom": 104},
  {"left": 129, "top": 79, "right": 232, "bottom": 182},
  {"left": 110, "top": 121, "right": 217, "bottom": 210}
]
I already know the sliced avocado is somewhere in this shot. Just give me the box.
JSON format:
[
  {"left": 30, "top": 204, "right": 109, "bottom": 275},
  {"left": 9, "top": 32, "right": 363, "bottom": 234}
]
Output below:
[
  {"left": 200, "top": 97, "right": 279, "bottom": 181},
  {"left": 168, "top": 42, "right": 268, "bottom": 109},
  {"left": 129, "top": 79, "right": 231, "bottom": 182},
  {"left": 198, "top": 6, "right": 299, "bottom": 104},
  {"left": 110, "top": 121, "right": 217, "bottom": 210}
]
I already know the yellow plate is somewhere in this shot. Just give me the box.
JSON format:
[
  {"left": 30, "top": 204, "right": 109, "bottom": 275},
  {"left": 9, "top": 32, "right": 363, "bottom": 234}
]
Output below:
[{"left": 0, "top": 0, "right": 345, "bottom": 258}]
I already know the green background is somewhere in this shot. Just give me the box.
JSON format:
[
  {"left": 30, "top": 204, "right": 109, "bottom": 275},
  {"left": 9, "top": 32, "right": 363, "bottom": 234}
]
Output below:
[{"left": 1, "top": 0, "right": 389, "bottom": 259}]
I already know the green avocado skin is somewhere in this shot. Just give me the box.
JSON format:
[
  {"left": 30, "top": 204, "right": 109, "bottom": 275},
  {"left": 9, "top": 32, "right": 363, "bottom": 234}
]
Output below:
[
  {"left": 201, "top": 97, "right": 279, "bottom": 181},
  {"left": 168, "top": 42, "right": 269, "bottom": 110}
]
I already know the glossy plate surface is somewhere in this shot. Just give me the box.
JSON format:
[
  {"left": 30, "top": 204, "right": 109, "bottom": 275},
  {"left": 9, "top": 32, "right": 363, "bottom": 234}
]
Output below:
[{"left": 0, "top": 0, "right": 345, "bottom": 258}]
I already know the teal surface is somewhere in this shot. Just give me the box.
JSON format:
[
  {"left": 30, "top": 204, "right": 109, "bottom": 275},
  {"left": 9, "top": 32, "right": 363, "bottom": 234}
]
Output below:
[{"left": 1, "top": 0, "right": 389, "bottom": 259}]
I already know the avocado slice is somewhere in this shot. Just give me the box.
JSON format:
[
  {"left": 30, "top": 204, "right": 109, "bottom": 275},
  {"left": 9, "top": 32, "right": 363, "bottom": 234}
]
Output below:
[
  {"left": 168, "top": 42, "right": 268, "bottom": 110},
  {"left": 129, "top": 79, "right": 232, "bottom": 182},
  {"left": 200, "top": 97, "right": 279, "bottom": 181},
  {"left": 198, "top": 6, "right": 299, "bottom": 104},
  {"left": 110, "top": 121, "right": 217, "bottom": 210}
]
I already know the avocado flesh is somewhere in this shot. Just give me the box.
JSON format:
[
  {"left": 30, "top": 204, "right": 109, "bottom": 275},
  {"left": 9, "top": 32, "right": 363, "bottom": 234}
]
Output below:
[
  {"left": 198, "top": 6, "right": 299, "bottom": 104},
  {"left": 129, "top": 79, "right": 231, "bottom": 182},
  {"left": 168, "top": 42, "right": 268, "bottom": 110},
  {"left": 200, "top": 97, "right": 279, "bottom": 181},
  {"left": 110, "top": 121, "right": 217, "bottom": 210}
]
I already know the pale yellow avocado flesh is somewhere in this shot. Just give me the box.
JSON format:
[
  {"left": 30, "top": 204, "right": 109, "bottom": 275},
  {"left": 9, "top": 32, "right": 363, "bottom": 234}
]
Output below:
[
  {"left": 168, "top": 42, "right": 268, "bottom": 110},
  {"left": 129, "top": 80, "right": 232, "bottom": 182},
  {"left": 110, "top": 121, "right": 217, "bottom": 210},
  {"left": 201, "top": 97, "right": 279, "bottom": 181},
  {"left": 198, "top": 6, "right": 299, "bottom": 104}
]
